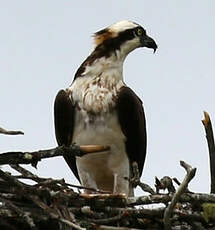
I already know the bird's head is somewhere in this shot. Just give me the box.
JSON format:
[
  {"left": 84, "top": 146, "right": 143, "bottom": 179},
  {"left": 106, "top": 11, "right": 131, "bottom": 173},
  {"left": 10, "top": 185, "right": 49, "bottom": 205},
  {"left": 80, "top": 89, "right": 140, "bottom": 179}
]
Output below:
[{"left": 93, "top": 20, "right": 157, "bottom": 60}]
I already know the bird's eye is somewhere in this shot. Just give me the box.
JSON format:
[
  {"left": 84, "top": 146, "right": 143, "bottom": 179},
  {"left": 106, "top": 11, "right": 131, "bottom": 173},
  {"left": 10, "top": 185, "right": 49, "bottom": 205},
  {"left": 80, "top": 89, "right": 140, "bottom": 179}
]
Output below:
[
  {"left": 135, "top": 28, "right": 145, "bottom": 37},
  {"left": 137, "top": 28, "right": 143, "bottom": 36}
]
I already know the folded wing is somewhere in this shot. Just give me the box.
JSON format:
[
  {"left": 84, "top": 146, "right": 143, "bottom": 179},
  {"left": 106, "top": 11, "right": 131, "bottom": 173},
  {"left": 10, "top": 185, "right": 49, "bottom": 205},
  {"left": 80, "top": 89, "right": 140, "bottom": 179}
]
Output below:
[
  {"left": 54, "top": 90, "right": 79, "bottom": 181},
  {"left": 116, "top": 86, "right": 147, "bottom": 176}
]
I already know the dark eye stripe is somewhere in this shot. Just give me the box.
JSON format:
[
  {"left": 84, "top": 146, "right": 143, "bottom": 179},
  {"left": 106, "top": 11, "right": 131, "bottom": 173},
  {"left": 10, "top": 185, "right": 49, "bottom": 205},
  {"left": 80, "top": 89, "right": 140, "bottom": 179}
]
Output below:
[{"left": 74, "top": 27, "right": 144, "bottom": 79}]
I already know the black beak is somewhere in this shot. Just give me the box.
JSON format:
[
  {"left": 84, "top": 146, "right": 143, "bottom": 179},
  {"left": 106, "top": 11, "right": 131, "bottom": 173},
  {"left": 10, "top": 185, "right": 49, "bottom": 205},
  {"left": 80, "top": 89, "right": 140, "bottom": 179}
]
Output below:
[{"left": 141, "top": 35, "right": 157, "bottom": 53}]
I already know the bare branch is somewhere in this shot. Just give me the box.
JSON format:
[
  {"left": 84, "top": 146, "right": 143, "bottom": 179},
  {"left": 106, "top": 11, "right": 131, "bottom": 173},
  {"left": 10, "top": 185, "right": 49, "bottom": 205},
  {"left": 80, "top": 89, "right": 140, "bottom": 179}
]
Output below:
[
  {"left": 0, "top": 127, "right": 24, "bottom": 135},
  {"left": 92, "top": 226, "right": 143, "bottom": 230},
  {"left": 58, "top": 219, "right": 86, "bottom": 230},
  {"left": 0, "top": 144, "right": 109, "bottom": 167},
  {"left": 202, "top": 111, "right": 215, "bottom": 193},
  {"left": 172, "top": 177, "right": 192, "bottom": 193},
  {"left": 163, "top": 161, "right": 196, "bottom": 230},
  {"left": 10, "top": 164, "right": 110, "bottom": 193}
]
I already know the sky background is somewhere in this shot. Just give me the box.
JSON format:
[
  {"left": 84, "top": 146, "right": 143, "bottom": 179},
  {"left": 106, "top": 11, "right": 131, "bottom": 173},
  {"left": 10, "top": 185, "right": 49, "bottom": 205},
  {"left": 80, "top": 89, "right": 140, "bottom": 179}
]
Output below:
[{"left": 1, "top": 1, "right": 215, "bottom": 195}]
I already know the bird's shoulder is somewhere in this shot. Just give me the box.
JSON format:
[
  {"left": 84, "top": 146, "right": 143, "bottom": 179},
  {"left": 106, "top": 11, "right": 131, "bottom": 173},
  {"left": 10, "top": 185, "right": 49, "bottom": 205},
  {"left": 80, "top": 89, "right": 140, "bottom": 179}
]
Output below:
[{"left": 117, "top": 86, "right": 143, "bottom": 106}]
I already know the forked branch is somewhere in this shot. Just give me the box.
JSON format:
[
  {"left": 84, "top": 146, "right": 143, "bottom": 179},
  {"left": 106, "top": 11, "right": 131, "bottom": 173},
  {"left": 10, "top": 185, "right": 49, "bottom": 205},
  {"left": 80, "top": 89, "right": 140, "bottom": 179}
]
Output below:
[{"left": 163, "top": 161, "right": 196, "bottom": 230}]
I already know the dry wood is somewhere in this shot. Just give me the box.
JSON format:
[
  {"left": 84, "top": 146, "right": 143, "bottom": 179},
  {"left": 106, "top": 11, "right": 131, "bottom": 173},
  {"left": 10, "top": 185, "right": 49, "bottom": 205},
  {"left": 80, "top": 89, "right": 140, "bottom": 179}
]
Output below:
[
  {"left": 163, "top": 161, "right": 196, "bottom": 230},
  {"left": 0, "top": 126, "right": 24, "bottom": 135},
  {"left": 0, "top": 161, "right": 214, "bottom": 229},
  {"left": 202, "top": 111, "right": 215, "bottom": 193},
  {"left": 93, "top": 226, "right": 143, "bottom": 230},
  {"left": 0, "top": 144, "right": 110, "bottom": 167},
  {"left": 1, "top": 112, "right": 215, "bottom": 229}
]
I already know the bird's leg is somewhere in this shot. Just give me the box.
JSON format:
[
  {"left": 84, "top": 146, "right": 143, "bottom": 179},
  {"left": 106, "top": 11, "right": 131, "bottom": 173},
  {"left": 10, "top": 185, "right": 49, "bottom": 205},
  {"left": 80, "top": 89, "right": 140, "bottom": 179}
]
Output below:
[
  {"left": 129, "top": 162, "right": 155, "bottom": 195},
  {"left": 113, "top": 173, "right": 118, "bottom": 194},
  {"left": 82, "top": 172, "right": 98, "bottom": 194},
  {"left": 113, "top": 173, "right": 129, "bottom": 196}
]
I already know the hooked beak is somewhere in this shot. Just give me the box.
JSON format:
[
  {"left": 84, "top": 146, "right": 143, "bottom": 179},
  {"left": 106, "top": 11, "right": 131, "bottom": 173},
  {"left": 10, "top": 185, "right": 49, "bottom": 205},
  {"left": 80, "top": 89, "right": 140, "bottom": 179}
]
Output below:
[{"left": 140, "top": 35, "right": 157, "bottom": 53}]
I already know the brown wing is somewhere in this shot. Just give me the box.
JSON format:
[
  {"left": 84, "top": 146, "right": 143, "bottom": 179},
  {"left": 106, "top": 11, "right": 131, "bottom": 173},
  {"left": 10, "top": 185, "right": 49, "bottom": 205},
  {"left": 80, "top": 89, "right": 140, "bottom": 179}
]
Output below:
[
  {"left": 116, "top": 86, "right": 147, "bottom": 177},
  {"left": 54, "top": 90, "right": 80, "bottom": 181}
]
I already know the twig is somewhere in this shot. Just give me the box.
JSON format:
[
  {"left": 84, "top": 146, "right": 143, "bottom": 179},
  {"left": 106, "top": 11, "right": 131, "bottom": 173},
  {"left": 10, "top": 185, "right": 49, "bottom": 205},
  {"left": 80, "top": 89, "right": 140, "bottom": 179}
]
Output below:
[
  {"left": 0, "top": 127, "right": 24, "bottom": 135},
  {"left": 202, "top": 111, "right": 215, "bottom": 193},
  {"left": 0, "top": 168, "right": 26, "bottom": 189},
  {"left": 58, "top": 219, "right": 86, "bottom": 230},
  {"left": 10, "top": 164, "right": 41, "bottom": 181},
  {"left": 172, "top": 177, "right": 192, "bottom": 193},
  {"left": 91, "top": 225, "right": 142, "bottom": 230},
  {"left": 163, "top": 161, "right": 196, "bottom": 230},
  {"left": 10, "top": 164, "right": 110, "bottom": 193}
]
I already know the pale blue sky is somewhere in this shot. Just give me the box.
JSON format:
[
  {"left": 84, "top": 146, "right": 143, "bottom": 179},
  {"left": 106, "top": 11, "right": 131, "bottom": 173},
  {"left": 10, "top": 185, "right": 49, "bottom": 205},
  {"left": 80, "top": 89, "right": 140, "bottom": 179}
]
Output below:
[{"left": 1, "top": 1, "right": 215, "bottom": 194}]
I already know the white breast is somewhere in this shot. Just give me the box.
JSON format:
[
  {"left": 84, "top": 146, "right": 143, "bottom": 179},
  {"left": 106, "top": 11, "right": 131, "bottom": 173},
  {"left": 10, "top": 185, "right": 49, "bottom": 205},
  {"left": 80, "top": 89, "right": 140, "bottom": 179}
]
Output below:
[
  {"left": 68, "top": 56, "right": 124, "bottom": 115},
  {"left": 73, "top": 110, "right": 130, "bottom": 195}
]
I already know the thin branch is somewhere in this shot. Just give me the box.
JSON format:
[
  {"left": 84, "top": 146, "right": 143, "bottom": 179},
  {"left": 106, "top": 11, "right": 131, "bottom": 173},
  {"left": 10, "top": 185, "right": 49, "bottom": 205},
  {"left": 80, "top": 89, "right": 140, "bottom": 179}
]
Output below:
[
  {"left": 2, "top": 163, "right": 214, "bottom": 209},
  {"left": 0, "top": 168, "right": 26, "bottom": 189},
  {"left": 0, "top": 146, "right": 79, "bottom": 167},
  {"left": 172, "top": 177, "right": 192, "bottom": 193},
  {"left": 10, "top": 164, "right": 110, "bottom": 193},
  {"left": 163, "top": 161, "right": 196, "bottom": 230},
  {"left": 58, "top": 219, "right": 86, "bottom": 230},
  {"left": 202, "top": 111, "right": 215, "bottom": 193},
  {"left": 91, "top": 225, "right": 143, "bottom": 230},
  {"left": 0, "top": 145, "right": 109, "bottom": 167},
  {"left": 0, "top": 127, "right": 24, "bottom": 135}
]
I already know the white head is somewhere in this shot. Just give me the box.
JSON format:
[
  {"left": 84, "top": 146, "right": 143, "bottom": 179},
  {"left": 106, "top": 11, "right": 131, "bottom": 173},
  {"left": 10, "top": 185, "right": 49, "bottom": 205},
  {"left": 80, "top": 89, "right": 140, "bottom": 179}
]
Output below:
[
  {"left": 108, "top": 20, "right": 139, "bottom": 33},
  {"left": 92, "top": 20, "right": 157, "bottom": 59}
]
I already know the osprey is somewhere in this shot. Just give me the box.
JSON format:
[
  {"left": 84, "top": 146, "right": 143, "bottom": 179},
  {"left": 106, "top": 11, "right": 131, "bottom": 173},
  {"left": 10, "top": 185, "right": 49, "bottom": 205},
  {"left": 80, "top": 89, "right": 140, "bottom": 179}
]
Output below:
[{"left": 54, "top": 20, "right": 157, "bottom": 196}]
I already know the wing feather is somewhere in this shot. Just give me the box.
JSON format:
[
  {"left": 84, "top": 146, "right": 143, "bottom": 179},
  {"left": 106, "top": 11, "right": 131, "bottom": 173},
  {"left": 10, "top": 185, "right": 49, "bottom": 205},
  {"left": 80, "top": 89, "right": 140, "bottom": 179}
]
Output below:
[
  {"left": 54, "top": 90, "right": 79, "bottom": 181},
  {"left": 116, "top": 86, "right": 147, "bottom": 176}
]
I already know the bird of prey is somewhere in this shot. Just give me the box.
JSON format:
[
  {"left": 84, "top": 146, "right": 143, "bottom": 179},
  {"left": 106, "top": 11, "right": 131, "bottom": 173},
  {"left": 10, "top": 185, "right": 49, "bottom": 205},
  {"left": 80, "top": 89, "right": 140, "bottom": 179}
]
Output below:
[{"left": 54, "top": 20, "right": 157, "bottom": 197}]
